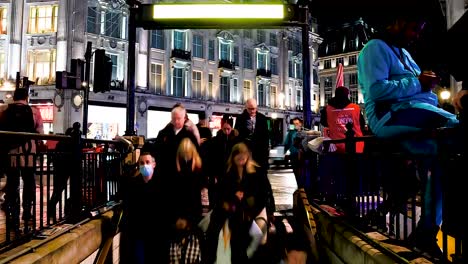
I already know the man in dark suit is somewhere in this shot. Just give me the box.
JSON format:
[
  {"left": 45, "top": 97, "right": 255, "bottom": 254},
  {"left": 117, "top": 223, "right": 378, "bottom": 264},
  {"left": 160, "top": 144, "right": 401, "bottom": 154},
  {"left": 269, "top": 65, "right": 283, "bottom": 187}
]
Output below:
[
  {"left": 235, "top": 98, "right": 270, "bottom": 169},
  {"left": 235, "top": 98, "right": 275, "bottom": 215}
]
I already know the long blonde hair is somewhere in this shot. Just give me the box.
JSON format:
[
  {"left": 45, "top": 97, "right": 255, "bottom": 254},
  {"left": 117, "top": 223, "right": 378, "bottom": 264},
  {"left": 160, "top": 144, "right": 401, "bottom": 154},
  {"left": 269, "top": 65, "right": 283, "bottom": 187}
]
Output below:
[
  {"left": 176, "top": 138, "right": 202, "bottom": 172},
  {"left": 226, "top": 142, "right": 258, "bottom": 175}
]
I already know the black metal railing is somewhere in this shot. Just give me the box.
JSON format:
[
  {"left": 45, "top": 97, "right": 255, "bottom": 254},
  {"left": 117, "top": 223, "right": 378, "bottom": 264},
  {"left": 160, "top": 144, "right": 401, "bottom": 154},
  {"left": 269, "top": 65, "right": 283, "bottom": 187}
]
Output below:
[
  {"left": 0, "top": 131, "right": 129, "bottom": 252},
  {"left": 218, "top": 59, "right": 236, "bottom": 71},
  {"left": 256, "top": 68, "right": 272, "bottom": 77},
  {"left": 312, "top": 125, "right": 467, "bottom": 262},
  {"left": 170, "top": 49, "right": 191, "bottom": 61}
]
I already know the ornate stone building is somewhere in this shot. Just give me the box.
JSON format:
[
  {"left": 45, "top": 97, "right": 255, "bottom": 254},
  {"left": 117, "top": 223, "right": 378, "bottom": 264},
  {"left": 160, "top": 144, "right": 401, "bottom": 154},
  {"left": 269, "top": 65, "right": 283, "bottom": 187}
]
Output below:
[{"left": 0, "top": 0, "right": 322, "bottom": 142}]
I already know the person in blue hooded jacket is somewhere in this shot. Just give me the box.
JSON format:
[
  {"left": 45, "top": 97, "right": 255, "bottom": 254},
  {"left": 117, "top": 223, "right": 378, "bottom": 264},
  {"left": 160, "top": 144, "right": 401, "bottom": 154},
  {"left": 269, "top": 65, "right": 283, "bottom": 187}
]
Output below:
[
  {"left": 357, "top": 11, "right": 459, "bottom": 259},
  {"left": 358, "top": 16, "right": 458, "bottom": 141}
]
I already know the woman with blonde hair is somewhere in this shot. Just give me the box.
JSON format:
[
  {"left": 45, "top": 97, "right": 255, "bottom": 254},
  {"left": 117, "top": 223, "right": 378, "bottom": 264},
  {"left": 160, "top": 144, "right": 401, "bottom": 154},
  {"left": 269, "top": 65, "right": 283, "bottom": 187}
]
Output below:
[
  {"left": 203, "top": 142, "right": 269, "bottom": 263},
  {"left": 176, "top": 137, "right": 202, "bottom": 173},
  {"left": 168, "top": 137, "right": 205, "bottom": 263}
]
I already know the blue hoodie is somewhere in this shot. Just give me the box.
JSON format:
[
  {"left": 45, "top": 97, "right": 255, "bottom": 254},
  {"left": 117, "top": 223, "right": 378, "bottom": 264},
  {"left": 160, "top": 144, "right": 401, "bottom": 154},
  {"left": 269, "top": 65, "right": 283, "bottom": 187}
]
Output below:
[{"left": 357, "top": 39, "right": 457, "bottom": 138}]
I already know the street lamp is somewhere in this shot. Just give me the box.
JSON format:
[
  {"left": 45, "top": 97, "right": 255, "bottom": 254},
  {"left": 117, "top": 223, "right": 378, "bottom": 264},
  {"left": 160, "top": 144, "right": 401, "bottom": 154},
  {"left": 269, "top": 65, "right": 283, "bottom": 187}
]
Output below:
[{"left": 440, "top": 89, "right": 451, "bottom": 100}]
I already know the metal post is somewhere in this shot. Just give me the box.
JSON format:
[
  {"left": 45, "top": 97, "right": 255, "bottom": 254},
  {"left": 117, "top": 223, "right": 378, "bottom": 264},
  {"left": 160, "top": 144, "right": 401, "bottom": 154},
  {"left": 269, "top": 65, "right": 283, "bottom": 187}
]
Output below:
[
  {"left": 125, "top": 1, "right": 138, "bottom": 136},
  {"left": 301, "top": 8, "right": 312, "bottom": 129},
  {"left": 15, "top": 72, "right": 20, "bottom": 90},
  {"left": 83, "top": 41, "right": 92, "bottom": 138}
]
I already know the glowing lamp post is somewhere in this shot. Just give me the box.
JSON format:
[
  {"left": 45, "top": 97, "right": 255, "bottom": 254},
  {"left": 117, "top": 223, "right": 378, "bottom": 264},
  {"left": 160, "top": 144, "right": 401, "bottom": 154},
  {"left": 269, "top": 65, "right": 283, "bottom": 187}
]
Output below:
[{"left": 440, "top": 90, "right": 451, "bottom": 101}]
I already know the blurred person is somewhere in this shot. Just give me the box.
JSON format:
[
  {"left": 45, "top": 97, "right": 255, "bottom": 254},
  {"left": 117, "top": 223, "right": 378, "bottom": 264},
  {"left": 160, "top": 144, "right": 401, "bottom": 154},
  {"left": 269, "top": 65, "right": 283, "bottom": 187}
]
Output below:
[
  {"left": 357, "top": 10, "right": 459, "bottom": 257},
  {"left": 206, "top": 114, "right": 240, "bottom": 208},
  {"left": 203, "top": 142, "right": 269, "bottom": 263},
  {"left": 283, "top": 117, "right": 305, "bottom": 186},
  {"left": 453, "top": 83, "right": 468, "bottom": 112},
  {"left": 0, "top": 88, "right": 43, "bottom": 232},
  {"left": 48, "top": 127, "right": 74, "bottom": 221},
  {"left": 196, "top": 112, "right": 212, "bottom": 145},
  {"left": 320, "top": 86, "right": 365, "bottom": 153},
  {"left": 235, "top": 98, "right": 275, "bottom": 216}
]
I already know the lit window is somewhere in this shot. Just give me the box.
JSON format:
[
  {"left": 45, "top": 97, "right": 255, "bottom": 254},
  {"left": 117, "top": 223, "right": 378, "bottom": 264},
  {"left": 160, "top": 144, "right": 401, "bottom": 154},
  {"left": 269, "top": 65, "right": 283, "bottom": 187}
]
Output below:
[
  {"left": 192, "top": 71, "right": 203, "bottom": 98},
  {"left": 271, "top": 57, "right": 277, "bottom": 75},
  {"left": 172, "top": 67, "right": 185, "bottom": 97},
  {"left": 28, "top": 5, "right": 58, "bottom": 34},
  {"left": 258, "top": 84, "right": 265, "bottom": 106},
  {"left": 232, "top": 78, "right": 239, "bottom": 103},
  {"left": 219, "top": 40, "right": 231, "bottom": 61},
  {"left": 271, "top": 85, "right": 277, "bottom": 108},
  {"left": 28, "top": 49, "right": 56, "bottom": 85},
  {"left": 220, "top": 76, "right": 230, "bottom": 102},
  {"left": 0, "top": 52, "right": 5, "bottom": 81},
  {"left": 173, "top": 30, "right": 186, "bottom": 50},
  {"left": 243, "top": 48, "right": 252, "bottom": 69},
  {"left": 257, "top": 30, "right": 265, "bottom": 43},
  {"left": 208, "top": 73, "right": 213, "bottom": 99},
  {"left": 257, "top": 51, "right": 268, "bottom": 70},
  {"left": 150, "top": 63, "right": 163, "bottom": 94},
  {"left": 208, "top": 40, "right": 215, "bottom": 61},
  {"left": 296, "top": 89, "right": 302, "bottom": 108},
  {"left": 0, "top": 7, "right": 7, "bottom": 35},
  {"left": 193, "top": 35, "right": 204, "bottom": 58},
  {"left": 243, "top": 80, "right": 251, "bottom": 103},
  {"left": 105, "top": 12, "right": 121, "bottom": 38},
  {"left": 151, "top": 30, "right": 164, "bottom": 50}
]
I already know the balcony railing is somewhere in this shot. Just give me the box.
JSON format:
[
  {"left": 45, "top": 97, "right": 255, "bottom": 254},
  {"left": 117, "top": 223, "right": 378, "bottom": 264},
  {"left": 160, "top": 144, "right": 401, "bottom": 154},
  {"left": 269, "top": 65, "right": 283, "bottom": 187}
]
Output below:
[
  {"left": 171, "top": 49, "right": 191, "bottom": 61},
  {"left": 256, "top": 68, "right": 272, "bottom": 77},
  {"left": 218, "top": 59, "right": 236, "bottom": 71}
]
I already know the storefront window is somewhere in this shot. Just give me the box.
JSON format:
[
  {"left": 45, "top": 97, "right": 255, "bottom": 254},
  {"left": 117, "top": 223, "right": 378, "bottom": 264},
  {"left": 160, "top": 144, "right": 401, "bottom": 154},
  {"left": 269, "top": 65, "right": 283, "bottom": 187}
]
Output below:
[{"left": 87, "top": 105, "right": 126, "bottom": 139}]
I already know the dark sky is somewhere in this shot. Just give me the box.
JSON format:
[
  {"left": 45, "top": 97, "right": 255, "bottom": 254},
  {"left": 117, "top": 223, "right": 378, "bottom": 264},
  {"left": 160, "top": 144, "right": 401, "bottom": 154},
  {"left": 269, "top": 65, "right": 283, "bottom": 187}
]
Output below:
[{"left": 309, "top": 0, "right": 452, "bottom": 83}]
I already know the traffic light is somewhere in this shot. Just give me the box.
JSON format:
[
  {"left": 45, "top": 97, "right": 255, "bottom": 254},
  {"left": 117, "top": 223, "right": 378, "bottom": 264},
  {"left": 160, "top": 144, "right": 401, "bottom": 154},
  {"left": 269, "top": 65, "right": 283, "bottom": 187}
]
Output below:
[{"left": 93, "top": 49, "right": 113, "bottom": 93}]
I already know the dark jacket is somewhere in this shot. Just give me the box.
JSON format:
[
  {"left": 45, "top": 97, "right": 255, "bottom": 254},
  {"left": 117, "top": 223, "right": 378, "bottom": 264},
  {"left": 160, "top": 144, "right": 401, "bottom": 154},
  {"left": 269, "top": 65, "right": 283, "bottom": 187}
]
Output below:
[
  {"left": 148, "top": 123, "right": 199, "bottom": 176},
  {"left": 205, "top": 166, "right": 268, "bottom": 263},
  {"left": 235, "top": 110, "right": 270, "bottom": 167},
  {"left": 206, "top": 129, "right": 240, "bottom": 180}
]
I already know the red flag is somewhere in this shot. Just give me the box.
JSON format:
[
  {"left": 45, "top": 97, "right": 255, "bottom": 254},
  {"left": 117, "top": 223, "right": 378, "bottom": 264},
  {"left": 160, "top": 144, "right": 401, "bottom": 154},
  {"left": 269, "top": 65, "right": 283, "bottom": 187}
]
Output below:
[{"left": 335, "top": 63, "right": 344, "bottom": 88}]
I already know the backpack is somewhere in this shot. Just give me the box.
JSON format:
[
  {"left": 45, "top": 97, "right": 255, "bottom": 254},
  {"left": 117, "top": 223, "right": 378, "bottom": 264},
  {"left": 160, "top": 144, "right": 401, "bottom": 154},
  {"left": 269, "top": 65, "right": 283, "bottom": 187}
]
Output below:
[{"left": 0, "top": 103, "right": 36, "bottom": 151}]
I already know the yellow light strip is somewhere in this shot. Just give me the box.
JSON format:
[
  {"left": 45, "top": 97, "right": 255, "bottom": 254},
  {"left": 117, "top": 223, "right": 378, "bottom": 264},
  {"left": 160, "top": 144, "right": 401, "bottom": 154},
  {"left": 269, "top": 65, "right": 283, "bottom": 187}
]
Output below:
[{"left": 153, "top": 4, "right": 284, "bottom": 19}]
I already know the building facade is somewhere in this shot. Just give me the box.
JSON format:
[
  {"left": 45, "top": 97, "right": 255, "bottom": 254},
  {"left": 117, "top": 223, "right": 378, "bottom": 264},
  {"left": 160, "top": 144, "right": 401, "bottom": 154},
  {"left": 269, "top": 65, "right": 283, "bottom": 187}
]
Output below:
[
  {"left": 0, "top": 0, "right": 322, "bottom": 143},
  {"left": 317, "top": 18, "right": 373, "bottom": 110},
  {"left": 317, "top": 0, "right": 467, "bottom": 114}
]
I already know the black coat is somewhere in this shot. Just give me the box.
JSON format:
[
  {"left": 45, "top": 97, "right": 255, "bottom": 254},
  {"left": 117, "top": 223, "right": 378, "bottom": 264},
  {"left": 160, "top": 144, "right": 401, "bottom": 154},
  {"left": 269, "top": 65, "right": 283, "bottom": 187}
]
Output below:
[{"left": 235, "top": 110, "right": 270, "bottom": 168}]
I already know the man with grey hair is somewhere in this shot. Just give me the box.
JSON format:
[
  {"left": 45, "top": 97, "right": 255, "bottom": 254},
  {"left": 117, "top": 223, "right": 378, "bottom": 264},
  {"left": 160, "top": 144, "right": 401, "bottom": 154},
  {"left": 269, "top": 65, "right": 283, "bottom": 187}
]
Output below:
[
  {"left": 143, "top": 104, "right": 199, "bottom": 257},
  {"left": 235, "top": 98, "right": 275, "bottom": 215}
]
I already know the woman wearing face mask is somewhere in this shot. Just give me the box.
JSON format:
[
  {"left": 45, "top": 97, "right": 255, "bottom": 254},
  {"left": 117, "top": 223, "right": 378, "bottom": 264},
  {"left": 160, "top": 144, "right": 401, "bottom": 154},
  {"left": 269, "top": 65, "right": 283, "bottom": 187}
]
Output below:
[{"left": 121, "top": 152, "right": 166, "bottom": 263}]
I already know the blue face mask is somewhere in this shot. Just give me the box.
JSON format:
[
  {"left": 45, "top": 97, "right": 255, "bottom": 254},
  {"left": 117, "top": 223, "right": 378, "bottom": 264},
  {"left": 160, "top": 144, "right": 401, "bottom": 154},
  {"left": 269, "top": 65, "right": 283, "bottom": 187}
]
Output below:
[{"left": 139, "top": 164, "right": 153, "bottom": 177}]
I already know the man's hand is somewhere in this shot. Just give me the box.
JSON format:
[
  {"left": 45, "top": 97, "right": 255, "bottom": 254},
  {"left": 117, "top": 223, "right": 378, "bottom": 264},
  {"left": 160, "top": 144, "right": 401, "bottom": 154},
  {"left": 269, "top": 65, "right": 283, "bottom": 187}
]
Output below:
[{"left": 419, "top": 71, "right": 440, "bottom": 92}]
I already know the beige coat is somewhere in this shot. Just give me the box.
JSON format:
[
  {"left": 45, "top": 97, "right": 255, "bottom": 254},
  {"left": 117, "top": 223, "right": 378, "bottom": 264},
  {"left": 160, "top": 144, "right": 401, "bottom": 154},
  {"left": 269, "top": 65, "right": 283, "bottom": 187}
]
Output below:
[{"left": 0, "top": 100, "right": 44, "bottom": 167}]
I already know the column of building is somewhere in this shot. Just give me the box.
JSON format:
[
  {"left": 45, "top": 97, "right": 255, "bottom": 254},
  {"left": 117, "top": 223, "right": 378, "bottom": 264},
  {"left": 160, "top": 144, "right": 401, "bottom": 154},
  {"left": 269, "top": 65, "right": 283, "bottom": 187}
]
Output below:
[
  {"left": 447, "top": 0, "right": 466, "bottom": 93},
  {"left": 135, "top": 4, "right": 149, "bottom": 137},
  {"left": 7, "top": 0, "right": 24, "bottom": 80}
]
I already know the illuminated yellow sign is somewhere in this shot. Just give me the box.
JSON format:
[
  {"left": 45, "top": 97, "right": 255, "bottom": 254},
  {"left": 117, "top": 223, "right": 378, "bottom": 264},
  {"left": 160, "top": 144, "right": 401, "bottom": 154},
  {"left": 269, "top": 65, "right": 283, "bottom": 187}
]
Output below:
[{"left": 153, "top": 4, "right": 284, "bottom": 20}]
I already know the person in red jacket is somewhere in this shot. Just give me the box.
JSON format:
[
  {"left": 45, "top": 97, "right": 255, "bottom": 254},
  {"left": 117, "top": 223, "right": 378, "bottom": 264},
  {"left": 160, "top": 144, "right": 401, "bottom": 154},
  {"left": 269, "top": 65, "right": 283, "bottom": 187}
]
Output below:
[{"left": 320, "top": 86, "right": 366, "bottom": 153}]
